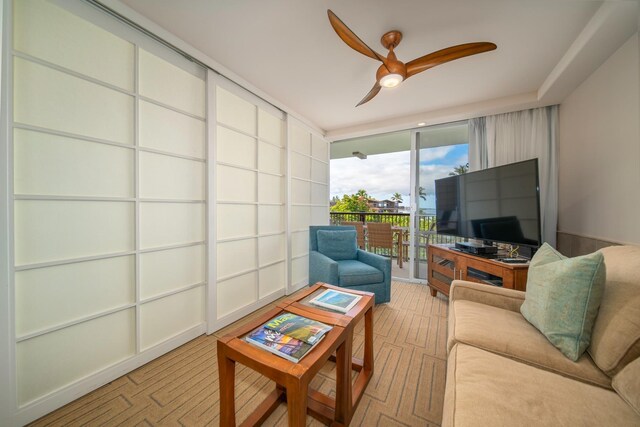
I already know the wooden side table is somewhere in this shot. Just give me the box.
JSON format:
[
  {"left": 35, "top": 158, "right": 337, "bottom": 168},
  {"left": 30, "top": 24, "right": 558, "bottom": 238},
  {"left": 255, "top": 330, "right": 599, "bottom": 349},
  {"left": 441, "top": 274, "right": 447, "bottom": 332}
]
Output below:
[
  {"left": 279, "top": 283, "right": 375, "bottom": 426},
  {"left": 217, "top": 304, "right": 353, "bottom": 426}
]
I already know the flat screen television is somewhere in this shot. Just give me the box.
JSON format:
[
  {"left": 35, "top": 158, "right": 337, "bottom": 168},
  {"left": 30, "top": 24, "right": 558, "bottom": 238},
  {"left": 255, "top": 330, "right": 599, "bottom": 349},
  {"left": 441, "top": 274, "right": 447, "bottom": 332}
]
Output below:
[{"left": 434, "top": 159, "right": 541, "bottom": 248}]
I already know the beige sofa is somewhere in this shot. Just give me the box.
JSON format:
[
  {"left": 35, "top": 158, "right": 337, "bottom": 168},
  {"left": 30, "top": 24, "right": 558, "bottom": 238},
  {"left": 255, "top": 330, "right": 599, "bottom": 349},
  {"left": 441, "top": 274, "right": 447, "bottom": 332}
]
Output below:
[{"left": 442, "top": 245, "right": 640, "bottom": 426}]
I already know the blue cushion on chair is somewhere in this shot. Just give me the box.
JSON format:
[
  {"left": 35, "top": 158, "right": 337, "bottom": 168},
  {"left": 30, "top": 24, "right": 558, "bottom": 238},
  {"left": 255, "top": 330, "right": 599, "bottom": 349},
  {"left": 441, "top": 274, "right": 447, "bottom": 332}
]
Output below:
[
  {"left": 317, "top": 230, "right": 358, "bottom": 260},
  {"left": 337, "top": 260, "right": 384, "bottom": 286}
]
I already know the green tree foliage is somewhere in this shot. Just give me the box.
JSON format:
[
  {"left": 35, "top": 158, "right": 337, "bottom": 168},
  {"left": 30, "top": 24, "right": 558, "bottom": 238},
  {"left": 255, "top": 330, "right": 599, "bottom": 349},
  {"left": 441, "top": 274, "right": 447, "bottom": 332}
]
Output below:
[
  {"left": 355, "top": 189, "right": 370, "bottom": 199},
  {"left": 330, "top": 190, "right": 371, "bottom": 212},
  {"left": 391, "top": 192, "right": 403, "bottom": 204},
  {"left": 449, "top": 163, "right": 469, "bottom": 176}
]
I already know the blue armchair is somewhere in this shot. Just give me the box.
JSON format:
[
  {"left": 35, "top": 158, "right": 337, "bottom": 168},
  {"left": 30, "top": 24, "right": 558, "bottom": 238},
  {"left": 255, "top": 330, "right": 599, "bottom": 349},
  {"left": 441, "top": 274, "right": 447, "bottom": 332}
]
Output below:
[{"left": 309, "top": 225, "right": 391, "bottom": 304}]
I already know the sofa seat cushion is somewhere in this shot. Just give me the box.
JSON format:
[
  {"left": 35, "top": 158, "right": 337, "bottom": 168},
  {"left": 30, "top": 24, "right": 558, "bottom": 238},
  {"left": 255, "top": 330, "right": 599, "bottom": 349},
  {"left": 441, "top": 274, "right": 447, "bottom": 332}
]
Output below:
[
  {"left": 449, "top": 299, "right": 611, "bottom": 389},
  {"left": 589, "top": 245, "right": 640, "bottom": 376},
  {"left": 442, "top": 344, "right": 640, "bottom": 427},
  {"left": 337, "top": 260, "right": 383, "bottom": 286}
]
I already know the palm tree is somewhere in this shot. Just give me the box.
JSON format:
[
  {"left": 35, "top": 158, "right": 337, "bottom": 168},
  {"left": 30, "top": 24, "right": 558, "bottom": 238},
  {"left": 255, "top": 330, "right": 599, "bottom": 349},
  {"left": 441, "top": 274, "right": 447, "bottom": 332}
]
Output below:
[
  {"left": 355, "top": 189, "right": 370, "bottom": 200},
  {"left": 418, "top": 186, "right": 427, "bottom": 201},
  {"left": 449, "top": 163, "right": 470, "bottom": 176},
  {"left": 390, "top": 192, "right": 403, "bottom": 204}
]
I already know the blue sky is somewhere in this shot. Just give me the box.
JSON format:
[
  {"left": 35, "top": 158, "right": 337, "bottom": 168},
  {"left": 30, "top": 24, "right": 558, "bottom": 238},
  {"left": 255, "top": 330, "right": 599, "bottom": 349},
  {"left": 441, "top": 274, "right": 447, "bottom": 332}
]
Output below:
[{"left": 330, "top": 143, "right": 468, "bottom": 208}]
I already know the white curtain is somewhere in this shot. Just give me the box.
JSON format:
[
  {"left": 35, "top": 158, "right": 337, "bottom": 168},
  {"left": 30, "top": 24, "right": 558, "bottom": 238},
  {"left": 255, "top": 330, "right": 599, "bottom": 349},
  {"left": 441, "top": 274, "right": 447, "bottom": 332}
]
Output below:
[
  {"left": 468, "top": 116, "right": 487, "bottom": 171},
  {"left": 468, "top": 106, "right": 558, "bottom": 247}
]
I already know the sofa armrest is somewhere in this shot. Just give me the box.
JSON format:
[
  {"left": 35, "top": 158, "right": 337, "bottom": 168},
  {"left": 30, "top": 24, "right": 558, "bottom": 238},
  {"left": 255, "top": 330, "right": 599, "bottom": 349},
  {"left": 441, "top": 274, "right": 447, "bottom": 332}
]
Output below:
[
  {"left": 450, "top": 280, "right": 526, "bottom": 313},
  {"left": 357, "top": 249, "right": 391, "bottom": 280},
  {"left": 309, "top": 250, "right": 339, "bottom": 285}
]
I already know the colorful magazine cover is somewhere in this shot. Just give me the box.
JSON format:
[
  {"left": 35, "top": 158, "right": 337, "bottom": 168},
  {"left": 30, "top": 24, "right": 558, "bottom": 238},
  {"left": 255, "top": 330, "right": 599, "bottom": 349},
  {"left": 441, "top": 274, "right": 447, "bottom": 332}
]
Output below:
[
  {"left": 263, "top": 313, "right": 332, "bottom": 345},
  {"left": 245, "top": 326, "right": 313, "bottom": 363},
  {"left": 310, "top": 289, "right": 362, "bottom": 313}
]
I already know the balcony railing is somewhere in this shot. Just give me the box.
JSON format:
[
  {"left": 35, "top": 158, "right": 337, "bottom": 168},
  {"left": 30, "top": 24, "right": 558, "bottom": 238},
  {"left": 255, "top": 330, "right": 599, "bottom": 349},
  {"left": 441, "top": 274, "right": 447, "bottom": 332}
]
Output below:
[{"left": 329, "top": 212, "right": 464, "bottom": 261}]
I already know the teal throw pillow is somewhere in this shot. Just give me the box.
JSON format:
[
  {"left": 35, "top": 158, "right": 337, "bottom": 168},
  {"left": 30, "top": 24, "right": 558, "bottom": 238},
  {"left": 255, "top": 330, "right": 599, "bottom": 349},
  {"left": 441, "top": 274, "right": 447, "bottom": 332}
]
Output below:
[
  {"left": 316, "top": 230, "right": 358, "bottom": 260},
  {"left": 520, "top": 243, "right": 606, "bottom": 361}
]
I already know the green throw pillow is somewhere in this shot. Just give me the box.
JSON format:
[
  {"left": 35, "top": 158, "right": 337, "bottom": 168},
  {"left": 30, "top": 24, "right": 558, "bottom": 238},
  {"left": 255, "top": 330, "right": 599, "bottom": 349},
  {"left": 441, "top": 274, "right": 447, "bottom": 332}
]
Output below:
[{"left": 520, "top": 243, "right": 606, "bottom": 361}]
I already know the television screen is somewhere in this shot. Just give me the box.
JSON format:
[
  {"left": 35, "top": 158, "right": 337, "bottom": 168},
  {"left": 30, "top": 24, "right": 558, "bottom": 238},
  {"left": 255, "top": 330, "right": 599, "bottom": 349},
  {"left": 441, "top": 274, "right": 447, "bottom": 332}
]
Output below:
[{"left": 435, "top": 159, "right": 541, "bottom": 247}]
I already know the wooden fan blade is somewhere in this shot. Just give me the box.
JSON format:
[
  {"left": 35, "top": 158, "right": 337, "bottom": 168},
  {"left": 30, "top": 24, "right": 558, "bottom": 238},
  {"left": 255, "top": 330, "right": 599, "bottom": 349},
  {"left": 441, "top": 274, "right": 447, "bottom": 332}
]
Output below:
[
  {"left": 405, "top": 42, "right": 497, "bottom": 78},
  {"left": 356, "top": 83, "right": 382, "bottom": 107},
  {"left": 328, "top": 10, "right": 388, "bottom": 66}
]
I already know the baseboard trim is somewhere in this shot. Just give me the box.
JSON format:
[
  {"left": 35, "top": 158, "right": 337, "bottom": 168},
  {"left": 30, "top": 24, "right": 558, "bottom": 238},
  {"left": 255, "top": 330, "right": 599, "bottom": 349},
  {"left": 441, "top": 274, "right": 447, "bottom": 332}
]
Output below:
[{"left": 11, "top": 324, "right": 206, "bottom": 427}]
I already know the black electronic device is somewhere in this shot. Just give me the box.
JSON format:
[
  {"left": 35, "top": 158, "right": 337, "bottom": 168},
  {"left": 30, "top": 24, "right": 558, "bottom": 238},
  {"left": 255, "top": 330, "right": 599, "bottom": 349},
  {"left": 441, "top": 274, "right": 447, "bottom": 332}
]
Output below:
[
  {"left": 455, "top": 241, "right": 498, "bottom": 255},
  {"left": 499, "top": 258, "right": 529, "bottom": 264},
  {"left": 435, "top": 159, "right": 542, "bottom": 250}
]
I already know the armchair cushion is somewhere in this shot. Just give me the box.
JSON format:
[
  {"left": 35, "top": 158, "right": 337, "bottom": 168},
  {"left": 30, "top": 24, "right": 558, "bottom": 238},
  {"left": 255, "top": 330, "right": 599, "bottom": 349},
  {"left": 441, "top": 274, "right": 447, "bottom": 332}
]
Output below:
[
  {"left": 336, "top": 260, "right": 384, "bottom": 286},
  {"left": 317, "top": 230, "right": 358, "bottom": 260}
]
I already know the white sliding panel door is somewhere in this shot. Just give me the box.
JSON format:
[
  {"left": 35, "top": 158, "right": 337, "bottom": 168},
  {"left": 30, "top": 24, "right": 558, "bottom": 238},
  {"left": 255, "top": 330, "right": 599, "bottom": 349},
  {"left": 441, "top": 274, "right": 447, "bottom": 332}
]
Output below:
[
  {"left": 137, "top": 47, "right": 207, "bottom": 351},
  {"left": 4, "top": 1, "right": 207, "bottom": 424},
  {"left": 210, "top": 77, "right": 287, "bottom": 331},
  {"left": 288, "top": 117, "right": 330, "bottom": 292}
]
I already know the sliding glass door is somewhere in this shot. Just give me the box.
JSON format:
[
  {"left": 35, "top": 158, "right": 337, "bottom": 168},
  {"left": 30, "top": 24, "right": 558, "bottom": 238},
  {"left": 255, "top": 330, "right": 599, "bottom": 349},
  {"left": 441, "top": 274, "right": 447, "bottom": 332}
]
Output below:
[{"left": 410, "top": 122, "right": 469, "bottom": 281}]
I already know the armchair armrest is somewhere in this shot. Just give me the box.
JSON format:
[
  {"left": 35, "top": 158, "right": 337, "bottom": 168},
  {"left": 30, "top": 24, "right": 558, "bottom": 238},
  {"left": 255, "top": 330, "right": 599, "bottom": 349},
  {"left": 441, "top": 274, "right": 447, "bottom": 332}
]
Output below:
[
  {"left": 309, "top": 250, "right": 339, "bottom": 285},
  {"left": 450, "top": 280, "right": 525, "bottom": 313},
  {"left": 357, "top": 250, "right": 391, "bottom": 281}
]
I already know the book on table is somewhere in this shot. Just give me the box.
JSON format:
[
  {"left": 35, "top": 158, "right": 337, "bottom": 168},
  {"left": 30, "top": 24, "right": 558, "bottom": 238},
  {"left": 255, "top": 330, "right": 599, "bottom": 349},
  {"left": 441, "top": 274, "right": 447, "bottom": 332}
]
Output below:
[
  {"left": 244, "top": 326, "right": 322, "bottom": 363},
  {"left": 263, "top": 312, "right": 332, "bottom": 345},
  {"left": 244, "top": 312, "right": 332, "bottom": 362},
  {"left": 309, "top": 289, "right": 362, "bottom": 313}
]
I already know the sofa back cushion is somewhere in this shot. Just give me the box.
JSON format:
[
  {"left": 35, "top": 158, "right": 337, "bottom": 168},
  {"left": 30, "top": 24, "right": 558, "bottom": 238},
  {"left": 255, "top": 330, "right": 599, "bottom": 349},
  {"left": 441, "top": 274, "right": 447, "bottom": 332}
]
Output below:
[
  {"left": 612, "top": 357, "right": 640, "bottom": 416},
  {"left": 588, "top": 245, "right": 640, "bottom": 376},
  {"left": 520, "top": 243, "right": 606, "bottom": 361},
  {"left": 317, "top": 230, "right": 358, "bottom": 260}
]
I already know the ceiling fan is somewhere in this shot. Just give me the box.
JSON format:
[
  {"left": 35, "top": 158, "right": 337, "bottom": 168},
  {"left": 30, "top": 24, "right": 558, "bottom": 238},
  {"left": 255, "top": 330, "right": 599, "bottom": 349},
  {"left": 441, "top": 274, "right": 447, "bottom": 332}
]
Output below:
[{"left": 327, "top": 9, "right": 497, "bottom": 107}]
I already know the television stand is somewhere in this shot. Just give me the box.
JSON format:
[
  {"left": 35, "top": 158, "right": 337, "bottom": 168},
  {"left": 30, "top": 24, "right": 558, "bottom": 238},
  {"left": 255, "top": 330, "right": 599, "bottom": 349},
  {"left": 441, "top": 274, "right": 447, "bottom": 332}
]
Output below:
[{"left": 427, "top": 244, "right": 530, "bottom": 298}]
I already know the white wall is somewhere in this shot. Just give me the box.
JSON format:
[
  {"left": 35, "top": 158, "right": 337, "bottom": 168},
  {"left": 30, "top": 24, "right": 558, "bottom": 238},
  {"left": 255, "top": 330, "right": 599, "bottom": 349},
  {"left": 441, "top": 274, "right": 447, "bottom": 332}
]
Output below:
[{"left": 558, "top": 32, "right": 640, "bottom": 244}]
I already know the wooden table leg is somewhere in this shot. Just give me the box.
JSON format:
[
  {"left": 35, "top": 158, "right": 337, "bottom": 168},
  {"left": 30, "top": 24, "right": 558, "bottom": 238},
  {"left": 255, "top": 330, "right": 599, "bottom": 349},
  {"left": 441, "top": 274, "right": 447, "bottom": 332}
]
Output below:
[
  {"left": 285, "top": 377, "right": 309, "bottom": 427},
  {"left": 364, "top": 307, "right": 374, "bottom": 374},
  {"left": 217, "top": 341, "right": 237, "bottom": 427},
  {"left": 396, "top": 232, "right": 403, "bottom": 269},
  {"left": 350, "top": 306, "right": 375, "bottom": 414},
  {"left": 334, "top": 329, "right": 353, "bottom": 426}
]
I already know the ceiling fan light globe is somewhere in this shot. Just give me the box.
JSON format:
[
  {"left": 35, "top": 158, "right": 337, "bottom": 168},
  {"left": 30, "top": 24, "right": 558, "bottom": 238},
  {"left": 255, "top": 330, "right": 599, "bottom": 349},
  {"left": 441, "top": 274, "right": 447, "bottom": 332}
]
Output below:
[{"left": 379, "top": 73, "right": 403, "bottom": 88}]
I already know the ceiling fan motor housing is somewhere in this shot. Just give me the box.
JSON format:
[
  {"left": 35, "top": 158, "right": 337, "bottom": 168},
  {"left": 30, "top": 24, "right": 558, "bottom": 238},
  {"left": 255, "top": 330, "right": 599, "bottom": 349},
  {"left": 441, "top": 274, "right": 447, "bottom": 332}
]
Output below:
[{"left": 376, "top": 51, "right": 407, "bottom": 83}]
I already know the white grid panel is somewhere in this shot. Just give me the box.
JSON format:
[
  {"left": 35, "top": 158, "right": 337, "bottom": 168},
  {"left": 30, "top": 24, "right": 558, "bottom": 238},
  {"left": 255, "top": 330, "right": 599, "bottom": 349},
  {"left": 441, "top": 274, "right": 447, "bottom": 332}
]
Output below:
[
  {"left": 213, "top": 79, "right": 286, "bottom": 327},
  {"left": 288, "top": 119, "right": 330, "bottom": 289},
  {"left": 9, "top": 0, "right": 207, "bottom": 411}
]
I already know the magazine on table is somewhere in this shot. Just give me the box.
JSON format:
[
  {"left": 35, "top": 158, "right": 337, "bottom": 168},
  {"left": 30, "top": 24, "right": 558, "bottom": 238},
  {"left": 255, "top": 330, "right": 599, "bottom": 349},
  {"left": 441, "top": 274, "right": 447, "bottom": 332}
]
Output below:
[
  {"left": 244, "top": 326, "right": 322, "bottom": 363},
  {"left": 309, "top": 289, "right": 362, "bottom": 313},
  {"left": 263, "top": 312, "right": 332, "bottom": 345}
]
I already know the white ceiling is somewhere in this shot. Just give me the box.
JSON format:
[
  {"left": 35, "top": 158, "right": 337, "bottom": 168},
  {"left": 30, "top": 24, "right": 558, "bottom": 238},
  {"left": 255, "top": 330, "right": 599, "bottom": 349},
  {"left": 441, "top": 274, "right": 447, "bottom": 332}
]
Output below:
[{"left": 113, "top": 0, "right": 638, "bottom": 139}]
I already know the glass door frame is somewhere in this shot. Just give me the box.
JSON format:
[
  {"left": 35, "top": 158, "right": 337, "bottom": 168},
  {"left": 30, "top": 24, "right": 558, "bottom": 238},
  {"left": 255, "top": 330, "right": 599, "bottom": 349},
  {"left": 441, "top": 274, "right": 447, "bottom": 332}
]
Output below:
[
  {"left": 408, "top": 129, "right": 420, "bottom": 282},
  {"left": 409, "top": 121, "right": 470, "bottom": 283}
]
